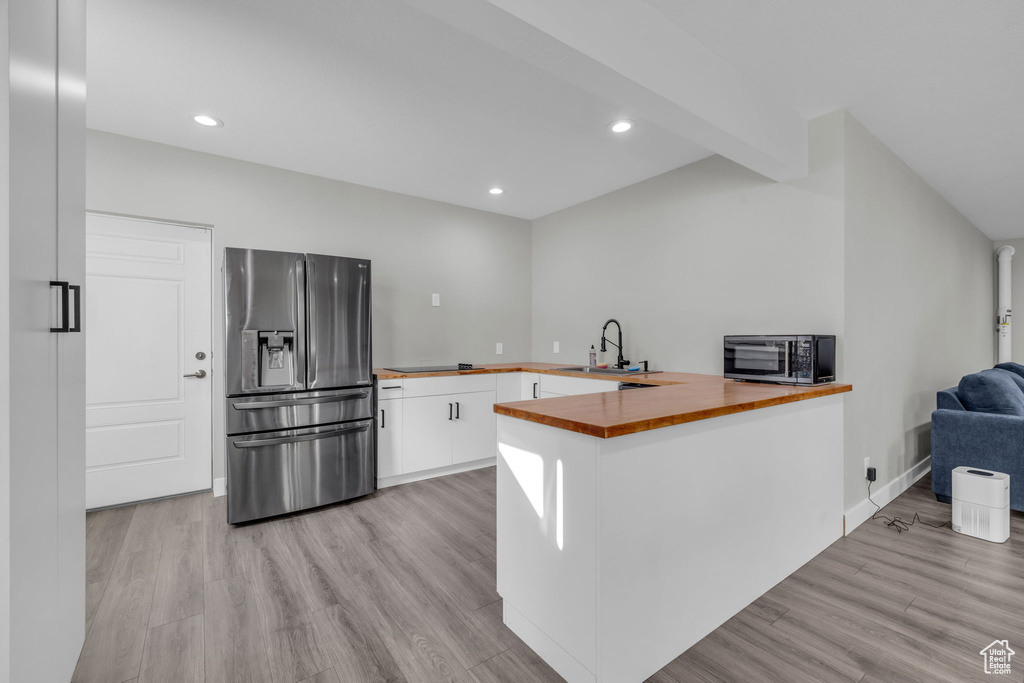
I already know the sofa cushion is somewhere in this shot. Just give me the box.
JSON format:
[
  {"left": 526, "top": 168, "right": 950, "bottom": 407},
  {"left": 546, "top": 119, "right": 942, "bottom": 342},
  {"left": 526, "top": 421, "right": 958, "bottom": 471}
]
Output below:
[
  {"left": 995, "top": 362, "right": 1024, "bottom": 380},
  {"left": 936, "top": 388, "right": 965, "bottom": 411},
  {"left": 1001, "top": 368, "right": 1024, "bottom": 395},
  {"left": 958, "top": 369, "right": 1024, "bottom": 416}
]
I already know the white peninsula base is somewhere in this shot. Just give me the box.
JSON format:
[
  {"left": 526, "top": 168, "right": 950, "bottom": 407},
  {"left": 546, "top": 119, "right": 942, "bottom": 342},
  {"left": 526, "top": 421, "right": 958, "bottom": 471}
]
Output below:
[{"left": 495, "top": 394, "right": 844, "bottom": 683}]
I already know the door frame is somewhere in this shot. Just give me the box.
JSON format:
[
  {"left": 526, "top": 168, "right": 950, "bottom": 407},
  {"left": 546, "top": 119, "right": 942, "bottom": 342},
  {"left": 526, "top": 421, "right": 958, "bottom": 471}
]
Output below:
[{"left": 85, "top": 210, "right": 215, "bottom": 507}]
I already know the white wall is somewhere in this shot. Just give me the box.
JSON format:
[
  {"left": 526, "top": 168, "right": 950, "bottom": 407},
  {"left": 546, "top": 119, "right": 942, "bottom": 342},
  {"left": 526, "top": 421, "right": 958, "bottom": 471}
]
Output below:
[
  {"left": 531, "top": 111, "right": 846, "bottom": 374},
  {"left": 531, "top": 109, "right": 997, "bottom": 516},
  {"left": 843, "top": 114, "right": 994, "bottom": 510},
  {"left": 86, "top": 130, "right": 533, "bottom": 480}
]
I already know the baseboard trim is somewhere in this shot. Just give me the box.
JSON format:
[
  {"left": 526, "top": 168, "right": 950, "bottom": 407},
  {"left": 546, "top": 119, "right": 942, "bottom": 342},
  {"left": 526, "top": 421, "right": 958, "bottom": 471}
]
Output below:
[
  {"left": 377, "top": 457, "right": 496, "bottom": 489},
  {"left": 503, "top": 601, "right": 596, "bottom": 683},
  {"left": 213, "top": 477, "right": 226, "bottom": 498},
  {"left": 844, "top": 456, "right": 931, "bottom": 534}
]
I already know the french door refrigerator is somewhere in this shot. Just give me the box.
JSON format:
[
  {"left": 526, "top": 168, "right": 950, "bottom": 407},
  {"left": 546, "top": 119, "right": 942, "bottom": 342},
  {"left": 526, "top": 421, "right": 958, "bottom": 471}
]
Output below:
[{"left": 224, "top": 248, "right": 374, "bottom": 523}]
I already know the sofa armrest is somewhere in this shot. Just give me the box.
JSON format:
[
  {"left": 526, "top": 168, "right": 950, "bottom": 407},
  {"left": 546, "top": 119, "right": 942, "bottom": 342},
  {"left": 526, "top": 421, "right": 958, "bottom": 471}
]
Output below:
[{"left": 931, "top": 409, "right": 1024, "bottom": 505}]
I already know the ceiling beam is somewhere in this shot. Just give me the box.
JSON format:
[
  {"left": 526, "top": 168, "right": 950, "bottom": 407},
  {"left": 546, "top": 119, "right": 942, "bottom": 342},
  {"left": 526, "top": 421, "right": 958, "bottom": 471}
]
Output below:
[{"left": 405, "top": 0, "right": 807, "bottom": 181}]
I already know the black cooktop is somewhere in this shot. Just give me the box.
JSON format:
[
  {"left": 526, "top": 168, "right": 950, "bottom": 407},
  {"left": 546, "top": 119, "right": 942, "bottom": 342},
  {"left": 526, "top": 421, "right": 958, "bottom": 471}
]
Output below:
[{"left": 383, "top": 364, "right": 474, "bottom": 373}]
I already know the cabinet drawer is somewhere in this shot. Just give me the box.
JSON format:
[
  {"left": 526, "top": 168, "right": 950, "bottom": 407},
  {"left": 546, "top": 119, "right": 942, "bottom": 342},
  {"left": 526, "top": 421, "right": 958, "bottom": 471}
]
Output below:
[
  {"left": 403, "top": 374, "right": 497, "bottom": 398},
  {"left": 540, "top": 374, "right": 619, "bottom": 397},
  {"left": 376, "top": 378, "right": 404, "bottom": 398}
]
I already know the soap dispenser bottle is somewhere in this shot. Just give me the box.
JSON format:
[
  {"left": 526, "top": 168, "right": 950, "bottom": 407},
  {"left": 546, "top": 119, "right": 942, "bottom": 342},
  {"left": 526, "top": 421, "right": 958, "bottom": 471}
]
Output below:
[{"left": 589, "top": 345, "right": 597, "bottom": 366}]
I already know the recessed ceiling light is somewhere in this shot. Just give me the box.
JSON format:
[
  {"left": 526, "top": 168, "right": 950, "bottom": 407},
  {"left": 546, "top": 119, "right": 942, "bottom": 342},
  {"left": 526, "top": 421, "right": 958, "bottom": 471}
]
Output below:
[
  {"left": 610, "top": 120, "right": 634, "bottom": 133},
  {"left": 489, "top": 187, "right": 504, "bottom": 195},
  {"left": 193, "top": 114, "right": 223, "bottom": 127}
]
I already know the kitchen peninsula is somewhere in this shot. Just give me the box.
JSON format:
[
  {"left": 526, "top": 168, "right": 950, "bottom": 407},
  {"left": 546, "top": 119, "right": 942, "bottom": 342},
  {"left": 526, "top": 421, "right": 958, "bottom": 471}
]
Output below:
[
  {"left": 372, "top": 363, "right": 850, "bottom": 681},
  {"left": 490, "top": 368, "right": 851, "bottom": 683}
]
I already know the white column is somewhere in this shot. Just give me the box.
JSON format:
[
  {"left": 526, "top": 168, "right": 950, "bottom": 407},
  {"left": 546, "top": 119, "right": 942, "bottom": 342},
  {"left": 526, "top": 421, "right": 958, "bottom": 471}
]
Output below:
[{"left": 997, "top": 245, "right": 1015, "bottom": 363}]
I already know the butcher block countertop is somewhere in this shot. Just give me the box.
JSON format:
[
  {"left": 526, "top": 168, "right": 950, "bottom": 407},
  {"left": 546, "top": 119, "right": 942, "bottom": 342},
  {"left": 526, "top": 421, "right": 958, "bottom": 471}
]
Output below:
[
  {"left": 373, "top": 363, "right": 852, "bottom": 438},
  {"left": 373, "top": 362, "right": 688, "bottom": 382}
]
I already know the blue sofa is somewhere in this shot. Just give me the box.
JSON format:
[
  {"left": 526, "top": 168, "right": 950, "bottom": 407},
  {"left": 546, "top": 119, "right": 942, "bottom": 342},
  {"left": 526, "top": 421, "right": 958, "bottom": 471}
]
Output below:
[{"left": 931, "top": 363, "right": 1024, "bottom": 511}]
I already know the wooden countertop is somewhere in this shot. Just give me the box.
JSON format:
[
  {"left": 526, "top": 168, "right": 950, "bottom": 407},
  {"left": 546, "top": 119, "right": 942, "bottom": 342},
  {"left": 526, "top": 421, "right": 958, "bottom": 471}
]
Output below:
[
  {"left": 373, "top": 362, "right": 691, "bottom": 384},
  {"left": 374, "top": 363, "right": 852, "bottom": 439}
]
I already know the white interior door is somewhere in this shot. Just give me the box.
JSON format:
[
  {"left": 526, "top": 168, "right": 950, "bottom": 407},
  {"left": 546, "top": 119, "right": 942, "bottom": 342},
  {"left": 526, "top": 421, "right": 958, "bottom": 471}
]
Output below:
[{"left": 85, "top": 213, "right": 213, "bottom": 508}]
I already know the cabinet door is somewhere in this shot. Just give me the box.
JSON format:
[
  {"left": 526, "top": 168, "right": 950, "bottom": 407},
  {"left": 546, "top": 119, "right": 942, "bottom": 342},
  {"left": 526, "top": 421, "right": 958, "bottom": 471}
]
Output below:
[
  {"left": 9, "top": 2, "right": 65, "bottom": 681},
  {"left": 521, "top": 373, "right": 541, "bottom": 400},
  {"left": 540, "top": 391, "right": 565, "bottom": 399},
  {"left": 402, "top": 394, "right": 454, "bottom": 472},
  {"left": 496, "top": 373, "right": 522, "bottom": 403},
  {"left": 377, "top": 399, "right": 404, "bottom": 478},
  {"left": 540, "top": 374, "right": 619, "bottom": 396},
  {"left": 453, "top": 391, "right": 498, "bottom": 464},
  {"left": 56, "top": 0, "right": 87, "bottom": 670}
]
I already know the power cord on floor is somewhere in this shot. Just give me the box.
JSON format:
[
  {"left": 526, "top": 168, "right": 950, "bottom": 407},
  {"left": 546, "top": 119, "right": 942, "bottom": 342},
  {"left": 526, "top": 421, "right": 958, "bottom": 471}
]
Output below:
[{"left": 868, "top": 480, "right": 951, "bottom": 533}]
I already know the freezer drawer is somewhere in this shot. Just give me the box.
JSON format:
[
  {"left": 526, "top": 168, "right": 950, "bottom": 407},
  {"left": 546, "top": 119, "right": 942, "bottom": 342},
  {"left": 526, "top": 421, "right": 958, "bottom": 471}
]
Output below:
[
  {"left": 225, "top": 387, "right": 373, "bottom": 435},
  {"left": 226, "top": 420, "right": 375, "bottom": 524}
]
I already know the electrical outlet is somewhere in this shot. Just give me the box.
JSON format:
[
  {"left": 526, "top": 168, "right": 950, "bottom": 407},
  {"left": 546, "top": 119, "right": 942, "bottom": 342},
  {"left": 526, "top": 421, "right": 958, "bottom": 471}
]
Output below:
[
  {"left": 553, "top": 341, "right": 560, "bottom": 353},
  {"left": 431, "top": 293, "right": 440, "bottom": 307},
  {"left": 864, "top": 457, "right": 871, "bottom": 479},
  {"left": 496, "top": 342, "right": 503, "bottom": 355}
]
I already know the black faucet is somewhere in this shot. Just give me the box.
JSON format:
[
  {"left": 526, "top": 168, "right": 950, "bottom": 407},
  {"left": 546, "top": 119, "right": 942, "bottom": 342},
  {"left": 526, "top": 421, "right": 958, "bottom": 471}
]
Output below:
[{"left": 600, "top": 319, "right": 630, "bottom": 369}]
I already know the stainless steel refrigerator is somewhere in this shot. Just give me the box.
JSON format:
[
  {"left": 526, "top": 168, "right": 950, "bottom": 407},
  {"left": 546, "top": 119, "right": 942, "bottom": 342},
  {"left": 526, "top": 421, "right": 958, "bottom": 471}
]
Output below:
[{"left": 223, "top": 248, "right": 374, "bottom": 523}]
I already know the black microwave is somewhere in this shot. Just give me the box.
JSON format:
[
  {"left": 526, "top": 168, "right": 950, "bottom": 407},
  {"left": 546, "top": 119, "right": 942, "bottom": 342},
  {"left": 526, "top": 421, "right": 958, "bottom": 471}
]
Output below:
[{"left": 724, "top": 335, "right": 836, "bottom": 385}]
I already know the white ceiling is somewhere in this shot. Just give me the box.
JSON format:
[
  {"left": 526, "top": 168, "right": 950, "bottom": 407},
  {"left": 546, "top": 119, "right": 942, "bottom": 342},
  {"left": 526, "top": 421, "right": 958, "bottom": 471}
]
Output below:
[
  {"left": 85, "top": 0, "right": 713, "bottom": 221},
  {"left": 644, "top": 0, "right": 1024, "bottom": 239},
  {"left": 87, "top": 0, "right": 1024, "bottom": 236}
]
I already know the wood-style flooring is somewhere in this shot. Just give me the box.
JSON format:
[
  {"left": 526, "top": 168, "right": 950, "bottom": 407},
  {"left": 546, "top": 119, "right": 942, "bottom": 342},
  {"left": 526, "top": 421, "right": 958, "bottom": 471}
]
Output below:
[{"left": 75, "top": 470, "right": 1024, "bottom": 682}]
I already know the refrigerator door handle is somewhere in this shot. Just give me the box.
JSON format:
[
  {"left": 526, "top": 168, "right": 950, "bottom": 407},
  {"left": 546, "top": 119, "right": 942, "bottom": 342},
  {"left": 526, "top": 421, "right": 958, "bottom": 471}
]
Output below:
[
  {"left": 303, "top": 258, "right": 317, "bottom": 386},
  {"left": 230, "top": 389, "right": 370, "bottom": 410},
  {"left": 233, "top": 422, "right": 370, "bottom": 448}
]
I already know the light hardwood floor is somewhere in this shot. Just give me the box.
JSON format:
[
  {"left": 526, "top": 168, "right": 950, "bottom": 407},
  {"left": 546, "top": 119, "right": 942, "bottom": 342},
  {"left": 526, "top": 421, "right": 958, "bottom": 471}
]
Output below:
[{"left": 75, "top": 469, "right": 1024, "bottom": 682}]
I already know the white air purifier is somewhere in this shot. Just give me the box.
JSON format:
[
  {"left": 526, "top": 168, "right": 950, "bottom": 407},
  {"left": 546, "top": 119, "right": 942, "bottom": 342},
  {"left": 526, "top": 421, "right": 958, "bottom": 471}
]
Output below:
[{"left": 951, "top": 467, "right": 1010, "bottom": 543}]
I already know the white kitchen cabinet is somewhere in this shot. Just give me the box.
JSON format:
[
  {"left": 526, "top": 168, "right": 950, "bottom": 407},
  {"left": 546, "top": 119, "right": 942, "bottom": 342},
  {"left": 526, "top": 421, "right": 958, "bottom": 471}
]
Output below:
[
  {"left": 496, "top": 372, "right": 523, "bottom": 403},
  {"left": 403, "top": 394, "right": 457, "bottom": 473},
  {"left": 540, "top": 374, "right": 620, "bottom": 397},
  {"left": 2, "top": 2, "right": 87, "bottom": 679},
  {"left": 377, "top": 377, "right": 404, "bottom": 398},
  {"left": 453, "top": 391, "right": 498, "bottom": 464},
  {"left": 402, "top": 390, "right": 498, "bottom": 471},
  {"left": 404, "top": 373, "right": 495, "bottom": 397},
  {"left": 521, "top": 372, "right": 541, "bottom": 400},
  {"left": 377, "top": 395, "right": 404, "bottom": 478},
  {"left": 374, "top": 371, "right": 619, "bottom": 487}
]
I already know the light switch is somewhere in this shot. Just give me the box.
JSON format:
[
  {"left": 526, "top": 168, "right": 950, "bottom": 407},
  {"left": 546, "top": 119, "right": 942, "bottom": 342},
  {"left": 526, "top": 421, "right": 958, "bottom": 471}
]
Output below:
[
  {"left": 553, "top": 341, "right": 560, "bottom": 353},
  {"left": 496, "top": 342, "right": 503, "bottom": 355},
  {"left": 431, "top": 293, "right": 440, "bottom": 307}
]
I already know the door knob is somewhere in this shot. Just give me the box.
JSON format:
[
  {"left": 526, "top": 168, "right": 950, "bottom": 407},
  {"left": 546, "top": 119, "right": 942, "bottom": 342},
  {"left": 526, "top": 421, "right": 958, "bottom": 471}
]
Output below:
[{"left": 184, "top": 369, "right": 207, "bottom": 379}]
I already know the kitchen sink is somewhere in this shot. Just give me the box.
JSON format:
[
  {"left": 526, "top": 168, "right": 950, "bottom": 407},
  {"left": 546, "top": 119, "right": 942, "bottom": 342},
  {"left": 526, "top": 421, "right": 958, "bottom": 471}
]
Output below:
[{"left": 554, "top": 366, "right": 662, "bottom": 375}]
